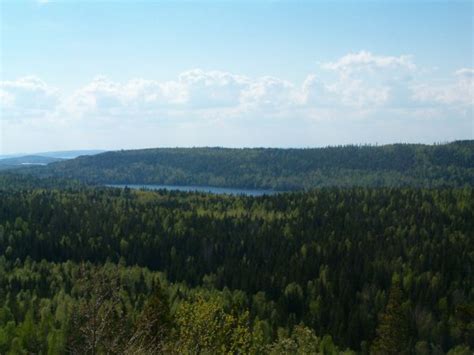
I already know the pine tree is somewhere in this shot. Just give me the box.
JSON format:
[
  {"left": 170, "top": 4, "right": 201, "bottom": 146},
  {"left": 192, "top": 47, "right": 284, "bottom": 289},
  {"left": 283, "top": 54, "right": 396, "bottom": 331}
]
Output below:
[{"left": 370, "top": 281, "right": 411, "bottom": 354}]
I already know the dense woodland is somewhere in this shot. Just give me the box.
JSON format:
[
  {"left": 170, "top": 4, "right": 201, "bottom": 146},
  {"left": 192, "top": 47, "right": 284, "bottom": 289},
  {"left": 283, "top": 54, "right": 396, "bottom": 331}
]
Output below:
[
  {"left": 0, "top": 173, "right": 472, "bottom": 353},
  {"left": 21, "top": 141, "right": 474, "bottom": 190}
]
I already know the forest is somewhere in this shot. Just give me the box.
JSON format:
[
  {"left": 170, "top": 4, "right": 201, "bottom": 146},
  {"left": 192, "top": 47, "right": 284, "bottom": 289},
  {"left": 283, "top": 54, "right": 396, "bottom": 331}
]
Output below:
[
  {"left": 0, "top": 173, "right": 472, "bottom": 353},
  {"left": 19, "top": 141, "right": 474, "bottom": 190}
]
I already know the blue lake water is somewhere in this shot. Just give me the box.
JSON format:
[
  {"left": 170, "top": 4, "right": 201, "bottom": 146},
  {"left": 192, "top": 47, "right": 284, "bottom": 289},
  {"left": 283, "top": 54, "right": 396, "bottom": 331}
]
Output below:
[{"left": 106, "top": 184, "right": 280, "bottom": 196}]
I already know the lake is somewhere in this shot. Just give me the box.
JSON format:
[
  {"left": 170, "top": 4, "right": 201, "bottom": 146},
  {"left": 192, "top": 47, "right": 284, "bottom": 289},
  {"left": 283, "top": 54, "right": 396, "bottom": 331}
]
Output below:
[{"left": 106, "top": 184, "right": 281, "bottom": 196}]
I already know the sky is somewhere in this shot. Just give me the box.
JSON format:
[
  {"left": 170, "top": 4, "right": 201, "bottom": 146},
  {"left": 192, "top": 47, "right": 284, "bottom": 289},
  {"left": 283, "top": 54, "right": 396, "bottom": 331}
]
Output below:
[{"left": 0, "top": 0, "right": 473, "bottom": 154}]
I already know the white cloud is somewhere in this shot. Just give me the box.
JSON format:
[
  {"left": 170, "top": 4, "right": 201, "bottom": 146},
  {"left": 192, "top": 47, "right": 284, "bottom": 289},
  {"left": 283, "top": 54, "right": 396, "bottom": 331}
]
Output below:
[
  {"left": 60, "top": 76, "right": 188, "bottom": 121},
  {"left": 310, "top": 51, "right": 419, "bottom": 109},
  {"left": 0, "top": 90, "right": 15, "bottom": 108},
  {"left": 0, "top": 76, "right": 60, "bottom": 121},
  {"left": 64, "top": 70, "right": 248, "bottom": 116},
  {"left": 59, "top": 70, "right": 302, "bottom": 123},
  {"left": 1, "top": 54, "right": 471, "bottom": 129},
  {"left": 455, "top": 68, "right": 474, "bottom": 78},
  {"left": 321, "top": 51, "right": 416, "bottom": 74},
  {"left": 241, "top": 76, "right": 300, "bottom": 110},
  {"left": 178, "top": 69, "right": 249, "bottom": 108},
  {"left": 412, "top": 68, "right": 474, "bottom": 106}
]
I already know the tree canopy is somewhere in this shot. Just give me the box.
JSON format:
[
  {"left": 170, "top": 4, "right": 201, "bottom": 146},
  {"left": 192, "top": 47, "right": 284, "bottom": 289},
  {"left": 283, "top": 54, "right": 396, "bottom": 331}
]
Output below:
[
  {"left": 17, "top": 141, "right": 474, "bottom": 190},
  {"left": 0, "top": 174, "right": 472, "bottom": 353}
]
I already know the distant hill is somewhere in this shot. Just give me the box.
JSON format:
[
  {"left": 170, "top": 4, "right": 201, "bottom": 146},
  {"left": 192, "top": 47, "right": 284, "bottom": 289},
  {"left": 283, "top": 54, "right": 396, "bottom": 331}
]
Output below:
[
  {"left": 0, "top": 150, "right": 106, "bottom": 160},
  {"left": 0, "top": 155, "right": 65, "bottom": 171},
  {"left": 0, "top": 150, "right": 106, "bottom": 171},
  {"left": 34, "top": 150, "right": 107, "bottom": 159},
  {"left": 20, "top": 141, "right": 474, "bottom": 189},
  {"left": 0, "top": 149, "right": 106, "bottom": 160}
]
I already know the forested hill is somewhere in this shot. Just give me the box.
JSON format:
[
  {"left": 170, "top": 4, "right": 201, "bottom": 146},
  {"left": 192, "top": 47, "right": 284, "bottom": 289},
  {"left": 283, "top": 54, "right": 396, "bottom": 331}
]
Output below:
[{"left": 25, "top": 140, "right": 474, "bottom": 189}]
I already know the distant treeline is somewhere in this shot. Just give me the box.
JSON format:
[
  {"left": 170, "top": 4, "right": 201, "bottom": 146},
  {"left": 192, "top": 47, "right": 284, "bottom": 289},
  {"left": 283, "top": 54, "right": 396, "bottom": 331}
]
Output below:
[
  {"left": 0, "top": 172, "right": 86, "bottom": 190},
  {"left": 19, "top": 140, "right": 474, "bottom": 189}
]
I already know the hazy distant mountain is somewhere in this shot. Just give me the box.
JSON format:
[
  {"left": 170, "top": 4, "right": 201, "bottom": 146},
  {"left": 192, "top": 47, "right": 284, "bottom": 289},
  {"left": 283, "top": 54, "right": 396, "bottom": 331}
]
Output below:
[
  {"left": 22, "top": 140, "right": 474, "bottom": 189},
  {"left": 0, "top": 155, "right": 65, "bottom": 171},
  {"left": 34, "top": 150, "right": 107, "bottom": 159},
  {"left": 0, "top": 150, "right": 106, "bottom": 160}
]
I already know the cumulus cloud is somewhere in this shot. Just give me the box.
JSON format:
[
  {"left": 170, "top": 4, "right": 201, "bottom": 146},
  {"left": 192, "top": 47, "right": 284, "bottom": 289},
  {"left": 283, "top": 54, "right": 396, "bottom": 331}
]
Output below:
[
  {"left": 1, "top": 53, "right": 471, "bottom": 127},
  {"left": 307, "top": 51, "right": 419, "bottom": 109},
  {"left": 178, "top": 69, "right": 248, "bottom": 108},
  {"left": 59, "top": 70, "right": 302, "bottom": 122},
  {"left": 60, "top": 76, "right": 188, "bottom": 121},
  {"left": 241, "top": 76, "right": 300, "bottom": 110},
  {"left": 0, "top": 76, "right": 60, "bottom": 121},
  {"left": 321, "top": 51, "right": 416, "bottom": 74},
  {"left": 412, "top": 68, "right": 474, "bottom": 106}
]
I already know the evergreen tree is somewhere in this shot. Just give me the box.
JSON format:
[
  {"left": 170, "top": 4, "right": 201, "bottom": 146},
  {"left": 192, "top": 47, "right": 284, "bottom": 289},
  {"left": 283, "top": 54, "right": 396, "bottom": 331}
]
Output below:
[{"left": 370, "top": 281, "right": 411, "bottom": 354}]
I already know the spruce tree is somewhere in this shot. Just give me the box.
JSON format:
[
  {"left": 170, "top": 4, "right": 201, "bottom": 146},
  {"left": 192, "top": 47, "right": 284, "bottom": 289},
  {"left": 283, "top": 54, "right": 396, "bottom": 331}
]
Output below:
[{"left": 370, "top": 281, "right": 411, "bottom": 354}]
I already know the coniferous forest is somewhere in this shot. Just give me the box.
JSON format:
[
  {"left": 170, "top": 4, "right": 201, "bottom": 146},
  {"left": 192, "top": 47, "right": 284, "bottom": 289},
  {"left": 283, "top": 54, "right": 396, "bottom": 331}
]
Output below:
[
  {"left": 23, "top": 141, "right": 474, "bottom": 190},
  {"left": 0, "top": 145, "right": 473, "bottom": 354}
]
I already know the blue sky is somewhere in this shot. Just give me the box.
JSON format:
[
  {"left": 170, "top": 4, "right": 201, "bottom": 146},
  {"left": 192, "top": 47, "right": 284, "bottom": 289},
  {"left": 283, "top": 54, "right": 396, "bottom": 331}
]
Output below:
[{"left": 1, "top": 0, "right": 473, "bottom": 154}]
